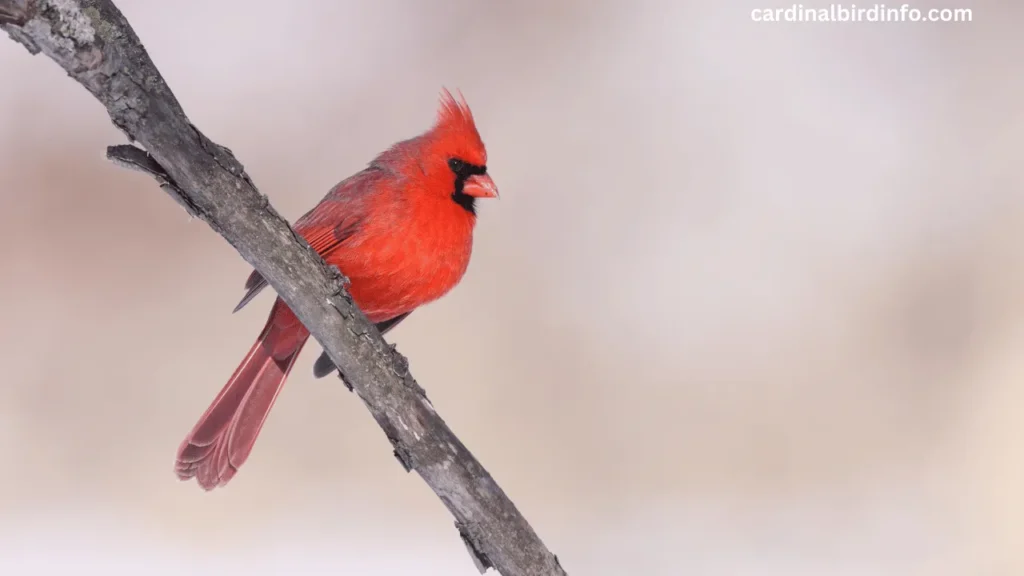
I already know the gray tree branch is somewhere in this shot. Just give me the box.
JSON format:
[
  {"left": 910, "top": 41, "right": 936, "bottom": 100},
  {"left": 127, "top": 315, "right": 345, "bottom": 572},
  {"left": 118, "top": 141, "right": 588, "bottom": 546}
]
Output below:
[{"left": 0, "top": 1, "right": 566, "bottom": 575}]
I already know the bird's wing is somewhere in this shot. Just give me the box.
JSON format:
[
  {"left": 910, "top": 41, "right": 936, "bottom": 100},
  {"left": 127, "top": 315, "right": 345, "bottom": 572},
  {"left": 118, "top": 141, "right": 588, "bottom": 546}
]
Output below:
[
  {"left": 231, "top": 216, "right": 363, "bottom": 313},
  {"left": 232, "top": 169, "right": 380, "bottom": 313}
]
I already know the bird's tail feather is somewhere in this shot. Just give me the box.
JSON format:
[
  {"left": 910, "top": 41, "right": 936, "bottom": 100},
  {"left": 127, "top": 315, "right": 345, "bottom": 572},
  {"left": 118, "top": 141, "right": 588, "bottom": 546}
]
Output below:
[{"left": 175, "top": 305, "right": 308, "bottom": 490}]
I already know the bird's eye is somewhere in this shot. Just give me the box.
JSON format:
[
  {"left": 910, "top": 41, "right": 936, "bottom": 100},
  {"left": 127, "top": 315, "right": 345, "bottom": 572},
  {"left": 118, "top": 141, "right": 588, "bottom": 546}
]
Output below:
[{"left": 448, "top": 158, "right": 465, "bottom": 174}]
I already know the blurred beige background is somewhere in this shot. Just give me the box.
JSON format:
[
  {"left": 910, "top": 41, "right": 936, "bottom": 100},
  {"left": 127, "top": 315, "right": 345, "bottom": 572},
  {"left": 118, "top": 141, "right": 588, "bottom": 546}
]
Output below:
[{"left": 1, "top": 0, "right": 1021, "bottom": 574}]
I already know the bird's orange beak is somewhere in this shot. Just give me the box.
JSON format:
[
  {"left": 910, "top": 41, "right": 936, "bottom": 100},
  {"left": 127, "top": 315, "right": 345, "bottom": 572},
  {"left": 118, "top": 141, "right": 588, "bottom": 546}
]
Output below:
[{"left": 463, "top": 173, "right": 499, "bottom": 199}]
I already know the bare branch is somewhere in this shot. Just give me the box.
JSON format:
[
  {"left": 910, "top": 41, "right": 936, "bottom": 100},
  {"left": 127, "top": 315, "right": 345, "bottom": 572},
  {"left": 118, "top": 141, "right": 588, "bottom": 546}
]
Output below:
[{"left": 0, "top": 1, "right": 566, "bottom": 574}]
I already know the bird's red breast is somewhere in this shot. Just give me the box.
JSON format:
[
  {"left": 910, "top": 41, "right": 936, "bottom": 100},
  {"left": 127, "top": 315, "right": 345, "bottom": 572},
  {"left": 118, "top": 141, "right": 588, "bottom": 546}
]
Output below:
[{"left": 301, "top": 171, "right": 477, "bottom": 323}]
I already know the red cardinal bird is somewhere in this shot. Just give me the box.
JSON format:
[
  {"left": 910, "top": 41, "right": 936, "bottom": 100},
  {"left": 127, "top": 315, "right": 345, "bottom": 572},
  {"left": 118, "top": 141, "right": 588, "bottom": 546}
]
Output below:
[{"left": 175, "top": 90, "right": 497, "bottom": 490}]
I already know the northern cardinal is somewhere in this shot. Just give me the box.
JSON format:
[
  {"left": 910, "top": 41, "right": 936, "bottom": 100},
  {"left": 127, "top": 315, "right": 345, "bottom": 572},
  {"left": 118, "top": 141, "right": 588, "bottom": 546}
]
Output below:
[{"left": 175, "top": 90, "right": 497, "bottom": 490}]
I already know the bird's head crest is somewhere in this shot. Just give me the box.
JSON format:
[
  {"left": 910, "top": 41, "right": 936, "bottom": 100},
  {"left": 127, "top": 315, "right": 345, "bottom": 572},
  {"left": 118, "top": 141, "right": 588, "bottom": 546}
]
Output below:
[{"left": 428, "top": 88, "right": 487, "bottom": 167}]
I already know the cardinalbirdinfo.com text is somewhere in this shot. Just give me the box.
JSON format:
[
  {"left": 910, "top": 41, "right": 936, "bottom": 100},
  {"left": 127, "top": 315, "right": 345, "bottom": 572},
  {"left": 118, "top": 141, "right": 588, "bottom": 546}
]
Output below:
[{"left": 751, "top": 4, "right": 973, "bottom": 22}]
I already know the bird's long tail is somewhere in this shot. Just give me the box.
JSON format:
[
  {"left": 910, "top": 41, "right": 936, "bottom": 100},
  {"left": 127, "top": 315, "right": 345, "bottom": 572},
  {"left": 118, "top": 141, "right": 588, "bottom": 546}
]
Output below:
[{"left": 175, "top": 299, "right": 309, "bottom": 490}]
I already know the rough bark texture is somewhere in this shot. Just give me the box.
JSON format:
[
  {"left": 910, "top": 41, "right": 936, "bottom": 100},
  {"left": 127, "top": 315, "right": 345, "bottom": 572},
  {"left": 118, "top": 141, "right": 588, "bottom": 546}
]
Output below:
[{"left": 1, "top": 2, "right": 566, "bottom": 575}]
